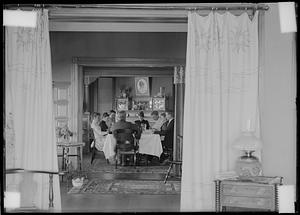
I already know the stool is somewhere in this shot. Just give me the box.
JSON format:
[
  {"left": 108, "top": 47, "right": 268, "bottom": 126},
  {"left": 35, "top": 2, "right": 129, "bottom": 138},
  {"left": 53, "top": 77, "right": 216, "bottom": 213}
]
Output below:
[{"left": 164, "top": 160, "right": 182, "bottom": 183}]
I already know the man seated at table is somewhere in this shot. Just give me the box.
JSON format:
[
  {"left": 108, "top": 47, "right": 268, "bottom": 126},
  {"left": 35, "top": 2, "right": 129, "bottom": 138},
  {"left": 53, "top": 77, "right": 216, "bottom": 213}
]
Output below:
[
  {"left": 154, "top": 111, "right": 174, "bottom": 165},
  {"left": 111, "top": 110, "right": 141, "bottom": 165},
  {"left": 134, "top": 111, "right": 150, "bottom": 130}
]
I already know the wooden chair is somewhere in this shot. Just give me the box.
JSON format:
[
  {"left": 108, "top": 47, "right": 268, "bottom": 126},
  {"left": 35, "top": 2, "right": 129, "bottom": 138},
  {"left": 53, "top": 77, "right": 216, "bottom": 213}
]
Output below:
[
  {"left": 114, "top": 128, "right": 139, "bottom": 169},
  {"left": 164, "top": 160, "right": 182, "bottom": 183},
  {"left": 90, "top": 129, "right": 108, "bottom": 164},
  {"left": 164, "top": 135, "right": 183, "bottom": 183}
]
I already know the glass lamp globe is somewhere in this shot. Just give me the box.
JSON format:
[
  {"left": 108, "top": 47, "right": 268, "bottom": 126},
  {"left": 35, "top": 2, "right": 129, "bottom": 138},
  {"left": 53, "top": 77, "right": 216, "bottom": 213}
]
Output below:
[{"left": 233, "top": 131, "right": 263, "bottom": 177}]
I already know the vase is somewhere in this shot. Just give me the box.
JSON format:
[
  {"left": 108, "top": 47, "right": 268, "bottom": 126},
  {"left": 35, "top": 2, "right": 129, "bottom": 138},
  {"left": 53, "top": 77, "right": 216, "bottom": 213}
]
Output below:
[{"left": 235, "top": 151, "right": 262, "bottom": 177}]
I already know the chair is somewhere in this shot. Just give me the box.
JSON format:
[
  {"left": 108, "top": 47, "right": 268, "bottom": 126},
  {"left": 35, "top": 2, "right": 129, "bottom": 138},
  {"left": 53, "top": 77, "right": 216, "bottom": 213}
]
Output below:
[
  {"left": 160, "top": 145, "right": 173, "bottom": 163},
  {"left": 90, "top": 131, "right": 99, "bottom": 164},
  {"left": 114, "top": 128, "right": 139, "bottom": 169},
  {"left": 164, "top": 135, "right": 183, "bottom": 183},
  {"left": 164, "top": 160, "right": 182, "bottom": 183},
  {"left": 90, "top": 129, "right": 108, "bottom": 165}
]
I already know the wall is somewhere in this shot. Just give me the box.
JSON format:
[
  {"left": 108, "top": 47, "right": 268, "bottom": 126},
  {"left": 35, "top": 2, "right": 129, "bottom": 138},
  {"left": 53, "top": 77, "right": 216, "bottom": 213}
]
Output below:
[
  {"left": 50, "top": 32, "right": 187, "bottom": 81},
  {"left": 260, "top": 3, "right": 296, "bottom": 185},
  {"left": 114, "top": 76, "right": 174, "bottom": 110},
  {"left": 98, "top": 78, "right": 114, "bottom": 114},
  {"left": 87, "top": 76, "right": 174, "bottom": 115}
]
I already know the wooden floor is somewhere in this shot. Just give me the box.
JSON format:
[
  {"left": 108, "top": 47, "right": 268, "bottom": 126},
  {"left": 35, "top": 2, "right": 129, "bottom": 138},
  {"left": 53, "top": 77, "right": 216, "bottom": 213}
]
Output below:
[{"left": 60, "top": 151, "right": 181, "bottom": 212}]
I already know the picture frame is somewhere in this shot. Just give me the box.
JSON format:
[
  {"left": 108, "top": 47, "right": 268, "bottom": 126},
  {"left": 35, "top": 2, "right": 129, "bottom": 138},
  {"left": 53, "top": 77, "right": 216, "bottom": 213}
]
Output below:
[{"left": 135, "top": 77, "right": 150, "bottom": 96}]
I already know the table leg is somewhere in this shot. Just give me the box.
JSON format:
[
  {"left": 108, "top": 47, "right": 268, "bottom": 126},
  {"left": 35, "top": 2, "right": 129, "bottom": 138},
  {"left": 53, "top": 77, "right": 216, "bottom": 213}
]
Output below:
[
  {"left": 65, "top": 147, "right": 70, "bottom": 172},
  {"left": 215, "top": 180, "right": 221, "bottom": 212},
  {"left": 61, "top": 147, "right": 65, "bottom": 171},
  {"left": 164, "top": 163, "right": 173, "bottom": 184},
  {"left": 275, "top": 184, "right": 279, "bottom": 212},
  {"left": 76, "top": 146, "right": 80, "bottom": 171},
  {"left": 80, "top": 146, "right": 83, "bottom": 171}
]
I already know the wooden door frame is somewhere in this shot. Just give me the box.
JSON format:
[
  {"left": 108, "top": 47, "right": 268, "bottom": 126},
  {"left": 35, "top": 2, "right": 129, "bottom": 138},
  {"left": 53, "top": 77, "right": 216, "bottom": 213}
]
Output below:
[{"left": 70, "top": 57, "right": 185, "bottom": 158}]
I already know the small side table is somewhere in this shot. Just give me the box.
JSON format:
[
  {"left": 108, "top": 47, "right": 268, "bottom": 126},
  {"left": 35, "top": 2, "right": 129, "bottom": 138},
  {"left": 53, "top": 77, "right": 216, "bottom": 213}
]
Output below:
[
  {"left": 215, "top": 176, "right": 283, "bottom": 212},
  {"left": 57, "top": 142, "right": 85, "bottom": 173}
]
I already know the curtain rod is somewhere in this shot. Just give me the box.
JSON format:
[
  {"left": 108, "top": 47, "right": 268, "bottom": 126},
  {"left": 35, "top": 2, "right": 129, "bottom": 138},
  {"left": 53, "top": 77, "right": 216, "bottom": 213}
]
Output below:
[{"left": 5, "top": 4, "right": 269, "bottom": 11}]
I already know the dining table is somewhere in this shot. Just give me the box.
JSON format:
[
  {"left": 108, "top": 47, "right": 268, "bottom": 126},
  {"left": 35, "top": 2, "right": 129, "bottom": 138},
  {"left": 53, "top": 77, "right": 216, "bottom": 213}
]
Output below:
[{"left": 102, "top": 130, "right": 163, "bottom": 161}]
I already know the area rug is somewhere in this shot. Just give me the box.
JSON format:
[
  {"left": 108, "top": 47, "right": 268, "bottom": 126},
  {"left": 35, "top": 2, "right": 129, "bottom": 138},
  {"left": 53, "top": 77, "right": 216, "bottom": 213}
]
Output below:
[
  {"left": 82, "top": 153, "right": 169, "bottom": 174},
  {"left": 85, "top": 164, "right": 169, "bottom": 174},
  {"left": 68, "top": 179, "right": 181, "bottom": 195}
]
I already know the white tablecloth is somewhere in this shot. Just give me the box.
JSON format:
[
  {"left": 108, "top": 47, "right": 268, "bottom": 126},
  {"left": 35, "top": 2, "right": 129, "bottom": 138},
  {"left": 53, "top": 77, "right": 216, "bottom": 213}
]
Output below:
[{"left": 102, "top": 133, "right": 163, "bottom": 159}]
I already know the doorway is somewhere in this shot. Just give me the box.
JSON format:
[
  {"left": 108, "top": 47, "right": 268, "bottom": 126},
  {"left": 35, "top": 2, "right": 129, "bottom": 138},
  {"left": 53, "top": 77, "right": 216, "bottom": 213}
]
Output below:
[{"left": 70, "top": 57, "right": 184, "bottom": 171}]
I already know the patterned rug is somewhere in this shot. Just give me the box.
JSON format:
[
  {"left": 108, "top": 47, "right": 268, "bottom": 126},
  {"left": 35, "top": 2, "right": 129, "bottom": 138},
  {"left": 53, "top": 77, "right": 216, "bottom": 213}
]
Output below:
[
  {"left": 68, "top": 179, "right": 181, "bottom": 195},
  {"left": 82, "top": 152, "right": 169, "bottom": 174}
]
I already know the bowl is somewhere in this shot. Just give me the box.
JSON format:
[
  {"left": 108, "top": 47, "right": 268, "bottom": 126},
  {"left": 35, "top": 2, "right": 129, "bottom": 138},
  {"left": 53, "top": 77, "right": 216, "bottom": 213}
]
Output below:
[{"left": 72, "top": 177, "right": 84, "bottom": 187}]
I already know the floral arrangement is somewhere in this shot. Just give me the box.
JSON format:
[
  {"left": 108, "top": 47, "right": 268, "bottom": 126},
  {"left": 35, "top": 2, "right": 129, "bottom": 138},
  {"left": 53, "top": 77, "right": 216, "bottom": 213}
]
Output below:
[
  {"left": 119, "top": 86, "right": 132, "bottom": 98},
  {"left": 56, "top": 124, "right": 73, "bottom": 139}
]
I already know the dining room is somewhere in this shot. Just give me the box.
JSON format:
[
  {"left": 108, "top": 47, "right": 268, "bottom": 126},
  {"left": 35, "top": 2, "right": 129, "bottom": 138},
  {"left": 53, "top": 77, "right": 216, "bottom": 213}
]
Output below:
[{"left": 82, "top": 61, "right": 178, "bottom": 162}]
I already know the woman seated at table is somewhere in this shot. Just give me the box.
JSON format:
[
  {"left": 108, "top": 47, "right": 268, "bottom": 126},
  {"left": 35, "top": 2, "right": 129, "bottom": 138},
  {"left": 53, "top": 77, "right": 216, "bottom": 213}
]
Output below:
[
  {"left": 91, "top": 112, "right": 108, "bottom": 151},
  {"left": 99, "top": 112, "right": 109, "bottom": 132},
  {"left": 134, "top": 111, "right": 150, "bottom": 130}
]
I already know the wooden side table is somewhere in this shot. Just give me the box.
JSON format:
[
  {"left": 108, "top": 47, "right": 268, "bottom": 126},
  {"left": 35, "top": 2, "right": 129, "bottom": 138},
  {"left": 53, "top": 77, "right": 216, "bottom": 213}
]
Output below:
[
  {"left": 215, "top": 176, "right": 283, "bottom": 212},
  {"left": 57, "top": 142, "right": 85, "bottom": 172}
]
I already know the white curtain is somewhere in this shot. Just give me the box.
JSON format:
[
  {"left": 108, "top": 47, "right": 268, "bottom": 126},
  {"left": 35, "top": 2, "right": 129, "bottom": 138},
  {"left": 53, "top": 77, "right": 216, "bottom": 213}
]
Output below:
[
  {"left": 5, "top": 9, "right": 61, "bottom": 211},
  {"left": 181, "top": 11, "right": 259, "bottom": 211}
]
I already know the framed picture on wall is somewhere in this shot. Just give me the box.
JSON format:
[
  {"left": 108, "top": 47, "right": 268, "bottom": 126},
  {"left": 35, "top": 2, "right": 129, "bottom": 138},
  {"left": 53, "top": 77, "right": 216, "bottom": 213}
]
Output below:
[{"left": 135, "top": 77, "right": 150, "bottom": 96}]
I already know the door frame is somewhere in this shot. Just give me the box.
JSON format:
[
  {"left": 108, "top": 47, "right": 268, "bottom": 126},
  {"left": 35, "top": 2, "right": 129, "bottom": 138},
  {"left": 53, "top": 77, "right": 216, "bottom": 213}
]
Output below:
[{"left": 70, "top": 57, "right": 185, "bottom": 160}]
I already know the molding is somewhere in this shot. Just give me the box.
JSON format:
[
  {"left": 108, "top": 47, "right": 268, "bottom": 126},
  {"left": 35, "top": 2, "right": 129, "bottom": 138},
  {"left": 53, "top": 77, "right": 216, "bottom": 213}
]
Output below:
[
  {"left": 84, "top": 67, "right": 174, "bottom": 78},
  {"left": 48, "top": 8, "right": 188, "bottom": 19},
  {"left": 72, "top": 57, "right": 185, "bottom": 67},
  {"left": 52, "top": 81, "right": 71, "bottom": 88},
  {"left": 48, "top": 7, "right": 188, "bottom": 32},
  {"left": 50, "top": 22, "right": 187, "bottom": 32},
  {"left": 50, "top": 17, "right": 187, "bottom": 23},
  {"left": 46, "top": 4, "right": 266, "bottom": 32}
]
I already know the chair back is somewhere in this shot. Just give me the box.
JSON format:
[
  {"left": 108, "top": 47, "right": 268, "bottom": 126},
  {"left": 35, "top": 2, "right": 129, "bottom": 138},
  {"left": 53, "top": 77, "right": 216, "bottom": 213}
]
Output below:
[
  {"left": 114, "top": 129, "right": 135, "bottom": 151},
  {"left": 90, "top": 128, "right": 95, "bottom": 140}
]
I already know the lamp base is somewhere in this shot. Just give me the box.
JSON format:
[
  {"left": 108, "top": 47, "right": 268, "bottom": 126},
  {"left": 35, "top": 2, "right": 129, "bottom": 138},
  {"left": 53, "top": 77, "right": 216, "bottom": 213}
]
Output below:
[{"left": 235, "top": 151, "right": 262, "bottom": 177}]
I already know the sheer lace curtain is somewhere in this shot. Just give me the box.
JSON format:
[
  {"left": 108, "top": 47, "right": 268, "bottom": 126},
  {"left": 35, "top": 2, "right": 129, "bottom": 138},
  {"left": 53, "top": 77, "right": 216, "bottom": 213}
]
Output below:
[
  {"left": 181, "top": 11, "right": 260, "bottom": 211},
  {"left": 5, "top": 10, "right": 61, "bottom": 211}
]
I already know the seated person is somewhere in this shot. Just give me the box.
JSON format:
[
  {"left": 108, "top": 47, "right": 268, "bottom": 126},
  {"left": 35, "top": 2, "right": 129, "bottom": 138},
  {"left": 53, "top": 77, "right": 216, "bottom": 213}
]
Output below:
[
  {"left": 111, "top": 110, "right": 141, "bottom": 164},
  {"left": 151, "top": 111, "right": 167, "bottom": 132},
  {"left": 160, "top": 112, "right": 168, "bottom": 131},
  {"left": 107, "top": 109, "right": 116, "bottom": 133},
  {"left": 99, "top": 112, "right": 109, "bottom": 131},
  {"left": 91, "top": 112, "right": 108, "bottom": 151},
  {"left": 134, "top": 111, "right": 150, "bottom": 130},
  {"left": 154, "top": 111, "right": 174, "bottom": 164}
]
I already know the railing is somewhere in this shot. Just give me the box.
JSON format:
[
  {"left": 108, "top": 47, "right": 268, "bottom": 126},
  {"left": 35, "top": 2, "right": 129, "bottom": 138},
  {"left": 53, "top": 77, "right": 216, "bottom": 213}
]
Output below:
[{"left": 5, "top": 168, "right": 65, "bottom": 210}]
